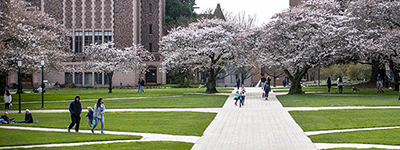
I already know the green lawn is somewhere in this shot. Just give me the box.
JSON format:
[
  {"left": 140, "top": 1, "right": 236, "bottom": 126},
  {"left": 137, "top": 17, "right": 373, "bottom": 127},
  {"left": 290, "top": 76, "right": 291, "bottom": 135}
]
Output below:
[
  {"left": 4, "top": 88, "right": 233, "bottom": 102},
  {"left": 11, "top": 141, "right": 193, "bottom": 150},
  {"left": 310, "top": 128, "right": 400, "bottom": 146},
  {"left": 0, "top": 128, "right": 141, "bottom": 147},
  {"left": 6, "top": 94, "right": 228, "bottom": 110},
  {"left": 278, "top": 87, "right": 400, "bottom": 107},
  {"left": 6, "top": 111, "right": 216, "bottom": 136},
  {"left": 290, "top": 109, "right": 400, "bottom": 132}
]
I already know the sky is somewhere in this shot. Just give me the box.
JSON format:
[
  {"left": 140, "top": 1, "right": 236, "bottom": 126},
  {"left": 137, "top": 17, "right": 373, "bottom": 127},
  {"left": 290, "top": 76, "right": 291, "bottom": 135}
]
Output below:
[{"left": 194, "top": 0, "right": 289, "bottom": 26}]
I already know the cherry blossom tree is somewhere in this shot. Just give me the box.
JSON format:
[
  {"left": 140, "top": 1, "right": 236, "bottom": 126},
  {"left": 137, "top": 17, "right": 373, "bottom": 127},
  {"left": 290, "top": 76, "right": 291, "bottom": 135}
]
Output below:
[
  {"left": 346, "top": 0, "right": 400, "bottom": 90},
  {"left": 261, "top": 0, "right": 354, "bottom": 94},
  {"left": 0, "top": 0, "right": 71, "bottom": 93},
  {"left": 160, "top": 19, "right": 245, "bottom": 93},
  {"left": 84, "top": 42, "right": 153, "bottom": 93}
]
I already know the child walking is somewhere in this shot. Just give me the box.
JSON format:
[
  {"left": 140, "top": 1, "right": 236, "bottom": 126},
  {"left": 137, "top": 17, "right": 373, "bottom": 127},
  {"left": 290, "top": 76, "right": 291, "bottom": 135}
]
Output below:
[
  {"left": 85, "top": 106, "right": 94, "bottom": 127},
  {"left": 234, "top": 91, "right": 240, "bottom": 106}
]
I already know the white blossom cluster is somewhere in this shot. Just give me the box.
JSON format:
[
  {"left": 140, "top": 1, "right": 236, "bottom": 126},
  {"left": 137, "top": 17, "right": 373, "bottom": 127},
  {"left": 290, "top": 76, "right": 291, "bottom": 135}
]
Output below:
[
  {"left": 83, "top": 42, "right": 153, "bottom": 74},
  {"left": 0, "top": 0, "right": 71, "bottom": 75}
]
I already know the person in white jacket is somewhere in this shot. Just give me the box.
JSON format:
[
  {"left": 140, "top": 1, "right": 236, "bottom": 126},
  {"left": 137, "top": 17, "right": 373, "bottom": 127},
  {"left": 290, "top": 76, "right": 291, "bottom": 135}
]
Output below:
[
  {"left": 4, "top": 90, "right": 12, "bottom": 111},
  {"left": 240, "top": 84, "right": 246, "bottom": 106},
  {"left": 91, "top": 98, "right": 105, "bottom": 134}
]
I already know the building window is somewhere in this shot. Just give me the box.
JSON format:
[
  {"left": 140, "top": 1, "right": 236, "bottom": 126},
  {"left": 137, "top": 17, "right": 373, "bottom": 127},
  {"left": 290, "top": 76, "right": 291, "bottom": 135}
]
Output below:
[
  {"left": 149, "top": 43, "right": 152, "bottom": 53},
  {"left": 85, "top": 72, "right": 92, "bottom": 85},
  {"left": 104, "top": 73, "right": 109, "bottom": 85},
  {"left": 65, "top": 73, "right": 73, "bottom": 83},
  {"left": 75, "top": 31, "right": 83, "bottom": 53},
  {"left": 149, "top": 24, "right": 152, "bottom": 34},
  {"left": 94, "top": 31, "right": 102, "bottom": 44},
  {"left": 75, "top": 72, "right": 82, "bottom": 85},
  {"left": 94, "top": 72, "right": 102, "bottom": 85},
  {"left": 149, "top": 4, "right": 152, "bottom": 14},
  {"left": 84, "top": 31, "right": 93, "bottom": 47},
  {"left": 104, "top": 31, "right": 112, "bottom": 43}
]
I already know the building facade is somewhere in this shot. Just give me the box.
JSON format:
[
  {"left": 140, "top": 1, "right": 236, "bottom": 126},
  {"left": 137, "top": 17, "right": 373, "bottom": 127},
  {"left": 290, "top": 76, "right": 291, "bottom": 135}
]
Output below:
[{"left": 8, "top": 0, "right": 166, "bottom": 88}]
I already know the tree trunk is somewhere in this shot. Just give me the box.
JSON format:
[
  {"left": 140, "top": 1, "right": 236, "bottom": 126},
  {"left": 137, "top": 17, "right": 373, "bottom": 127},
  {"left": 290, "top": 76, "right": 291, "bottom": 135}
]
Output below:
[
  {"left": 370, "top": 61, "right": 380, "bottom": 83},
  {"left": 108, "top": 72, "right": 113, "bottom": 93},
  {"left": 285, "top": 67, "right": 308, "bottom": 94},
  {"left": 0, "top": 71, "right": 8, "bottom": 95},
  {"left": 205, "top": 68, "right": 218, "bottom": 93}
]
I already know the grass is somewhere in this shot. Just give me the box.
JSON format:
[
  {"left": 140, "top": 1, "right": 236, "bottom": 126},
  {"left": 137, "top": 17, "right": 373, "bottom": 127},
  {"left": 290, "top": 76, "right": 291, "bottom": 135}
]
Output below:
[
  {"left": 4, "top": 88, "right": 233, "bottom": 102},
  {"left": 6, "top": 94, "right": 228, "bottom": 110},
  {"left": 310, "top": 128, "right": 400, "bottom": 146},
  {"left": 278, "top": 87, "right": 400, "bottom": 107},
  {"left": 6, "top": 111, "right": 217, "bottom": 136},
  {"left": 0, "top": 128, "right": 141, "bottom": 147},
  {"left": 11, "top": 141, "right": 193, "bottom": 150},
  {"left": 289, "top": 109, "right": 400, "bottom": 132}
]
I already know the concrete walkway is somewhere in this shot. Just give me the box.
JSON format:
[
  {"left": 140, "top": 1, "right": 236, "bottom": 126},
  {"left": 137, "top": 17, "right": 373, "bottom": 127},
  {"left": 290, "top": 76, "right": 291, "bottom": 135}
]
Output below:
[{"left": 191, "top": 87, "right": 317, "bottom": 150}]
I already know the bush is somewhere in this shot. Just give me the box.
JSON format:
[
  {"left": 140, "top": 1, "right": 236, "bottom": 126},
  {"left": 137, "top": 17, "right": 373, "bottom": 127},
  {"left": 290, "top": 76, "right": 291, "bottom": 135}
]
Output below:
[
  {"left": 61, "top": 83, "right": 75, "bottom": 88},
  {"left": 346, "top": 63, "right": 371, "bottom": 81}
]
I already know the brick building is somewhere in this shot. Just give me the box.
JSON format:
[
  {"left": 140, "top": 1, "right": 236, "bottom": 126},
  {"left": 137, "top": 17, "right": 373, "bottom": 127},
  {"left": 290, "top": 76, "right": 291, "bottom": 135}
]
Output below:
[{"left": 8, "top": 0, "right": 166, "bottom": 88}]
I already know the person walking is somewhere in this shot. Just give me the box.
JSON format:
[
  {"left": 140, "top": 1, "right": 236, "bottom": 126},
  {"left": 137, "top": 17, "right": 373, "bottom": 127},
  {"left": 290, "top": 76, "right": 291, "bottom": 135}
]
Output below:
[
  {"left": 267, "top": 77, "right": 271, "bottom": 84},
  {"left": 261, "top": 75, "right": 266, "bottom": 88},
  {"left": 4, "top": 90, "right": 12, "bottom": 111},
  {"left": 282, "top": 78, "right": 287, "bottom": 87},
  {"left": 91, "top": 98, "right": 105, "bottom": 134},
  {"left": 68, "top": 95, "right": 82, "bottom": 132},
  {"left": 338, "top": 76, "right": 343, "bottom": 94},
  {"left": 336, "top": 77, "right": 340, "bottom": 93},
  {"left": 139, "top": 77, "right": 145, "bottom": 93},
  {"left": 327, "top": 77, "right": 332, "bottom": 94},
  {"left": 264, "top": 82, "right": 271, "bottom": 100},
  {"left": 240, "top": 84, "right": 246, "bottom": 106},
  {"left": 236, "top": 78, "right": 240, "bottom": 90},
  {"left": 137, "top": 78, "right": 142, "bottom": 93},
  {"left": 234, "top": 91, "right": 240, "bottom": 106},
  {"left": 85, "top": 106, "right": 94, "bottom": 127}
]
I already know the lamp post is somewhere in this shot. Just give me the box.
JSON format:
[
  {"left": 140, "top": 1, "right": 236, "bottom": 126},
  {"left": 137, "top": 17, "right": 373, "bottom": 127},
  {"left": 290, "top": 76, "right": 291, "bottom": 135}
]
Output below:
[
  {"left": 41, "top": 59, "right": 45, "bottom": 108},
  {"left": 17, "top": 59, "right": 22, "bottom": 114}
]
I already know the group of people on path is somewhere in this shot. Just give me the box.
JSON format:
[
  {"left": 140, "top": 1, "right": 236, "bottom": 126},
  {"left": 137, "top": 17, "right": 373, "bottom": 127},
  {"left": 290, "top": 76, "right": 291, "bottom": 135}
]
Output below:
[
  {"left": 68, "top": 95, "right": 105, "bottom": 134},
  {"left": 234, "top": 84, "right": 246, "bottom": 107}
]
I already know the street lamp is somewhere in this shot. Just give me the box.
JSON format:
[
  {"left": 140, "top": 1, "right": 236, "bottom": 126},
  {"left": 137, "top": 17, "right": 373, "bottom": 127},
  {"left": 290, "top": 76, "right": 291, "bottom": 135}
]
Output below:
[
  {"left": 41, "top": 59, "right": 45, "bottom": 108},
  {"left": 17, "top": 59, "right": 22, "bottom": 114}
]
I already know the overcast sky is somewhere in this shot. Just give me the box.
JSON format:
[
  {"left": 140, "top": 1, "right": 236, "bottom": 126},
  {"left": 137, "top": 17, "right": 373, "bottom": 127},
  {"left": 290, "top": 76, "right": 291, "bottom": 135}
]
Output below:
[{"left": 194, "top": 0, "right": 289, "bottom": 26}]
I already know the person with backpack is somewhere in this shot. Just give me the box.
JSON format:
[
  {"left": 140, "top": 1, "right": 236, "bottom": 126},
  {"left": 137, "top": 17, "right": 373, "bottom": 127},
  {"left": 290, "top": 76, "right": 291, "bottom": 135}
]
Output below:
[
  {"left": 261, "top": 75, "right": 266, "bottom": 88},
  {"left": 264, "top": 82, "right": 271, "bottom": 100}
]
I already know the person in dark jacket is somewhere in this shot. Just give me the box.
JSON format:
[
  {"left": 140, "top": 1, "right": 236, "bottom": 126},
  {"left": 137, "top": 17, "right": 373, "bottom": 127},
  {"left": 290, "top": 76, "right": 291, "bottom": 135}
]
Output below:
[
  {"left": 68, "top": 95, "right": 82, "bottom": 132},
  {"left": 17, "top": 109, "right": 33, "bottom": 123},
  {"left": 327, "top": 77, "right": 332, "bottom": 94},
  {"left": 236, "top": 78, "right": 240, "bottom": 90},
  {"left": 1, "top": 112, "right": 15, "bottom": 124}
]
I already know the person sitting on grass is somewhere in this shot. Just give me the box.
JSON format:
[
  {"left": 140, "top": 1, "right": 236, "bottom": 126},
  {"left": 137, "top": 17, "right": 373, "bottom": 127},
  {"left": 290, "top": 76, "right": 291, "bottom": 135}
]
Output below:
[
  {"left": 1, "top": 112, "right": 15, "bottom": 124},
  {"left": 17, "top": 109, "right": 33, "bottom": 123}
]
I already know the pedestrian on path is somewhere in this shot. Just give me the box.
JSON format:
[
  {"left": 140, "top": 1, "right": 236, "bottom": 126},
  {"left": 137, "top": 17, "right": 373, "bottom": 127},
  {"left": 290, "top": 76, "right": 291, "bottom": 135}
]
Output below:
[
  {"left": 4, "top": 90, "right": 12, "bottom": 111},
  {"left": 239, "top": 93, "right": 244, "bottom": 107},
  {"left": 240, "top": 84, "right": 246, "bottom": 106},
  {"left": 234, "top": 91, "right": 240, "bottom": 106},
  {"left": 91, "top": 98, "right": 105, "bottom": 134},
  {"left": 85, "top": 106, "right": 94, "bottom": 127},
  {"left": 261, "top": 75, "right": 266, "bottom": 88},
  {"left": 138, "top": 77, "right": 145, "bottom": 93},
  {"left": 236, "top": 78, "right": 240, "bottom": 90},
  {"left": 68, "top": 95, "right": 82, "bottom": 132},
  {"left": 264, "top": 82, "right": 271, "bottom": 100},
  {"left": 17, "top": 109, "right": 33, "bottom": 123},
  {"left": 338, "top": 76, "right": 343, "bottom": 94},
  {"left": 327, "top": 77, "right": 332, "bottom": 94}
]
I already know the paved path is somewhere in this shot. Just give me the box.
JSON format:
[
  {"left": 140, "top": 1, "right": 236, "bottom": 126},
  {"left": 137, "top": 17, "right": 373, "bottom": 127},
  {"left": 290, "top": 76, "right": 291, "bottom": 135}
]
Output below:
[{"left": 191, "top": 87, "right": 317, "bottom": 150}]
